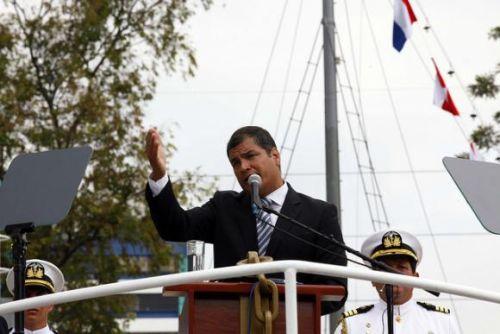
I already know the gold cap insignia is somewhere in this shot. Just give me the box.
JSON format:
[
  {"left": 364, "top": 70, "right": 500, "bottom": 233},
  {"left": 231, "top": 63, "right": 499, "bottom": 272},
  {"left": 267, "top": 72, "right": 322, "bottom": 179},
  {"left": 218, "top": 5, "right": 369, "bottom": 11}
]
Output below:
[
  {"left": 26, "top": 262, "right": 45, "bottom": 279},
  {"left": 382, "top": 231, "right": 402, "bottom": 248}
]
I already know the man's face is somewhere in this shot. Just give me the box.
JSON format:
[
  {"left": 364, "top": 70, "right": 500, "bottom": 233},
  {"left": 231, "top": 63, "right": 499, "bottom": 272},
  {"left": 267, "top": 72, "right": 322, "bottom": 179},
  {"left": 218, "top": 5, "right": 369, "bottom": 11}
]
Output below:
[
  {"left": 228, "top": 137, "right": 283, "bottom": 196},
  {"left": 24, "top": 287, "right": 53, "bottom": 330},
  {"left": 372, "top": 256, "right": 418, "bottom": 305}
]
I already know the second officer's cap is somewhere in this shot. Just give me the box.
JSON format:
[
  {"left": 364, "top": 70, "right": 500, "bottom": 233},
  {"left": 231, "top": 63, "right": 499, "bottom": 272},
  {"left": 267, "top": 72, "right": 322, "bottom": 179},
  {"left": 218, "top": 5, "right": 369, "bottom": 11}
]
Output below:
[{"left": 361, "top": 229, "right": 422, "bottom": 265}]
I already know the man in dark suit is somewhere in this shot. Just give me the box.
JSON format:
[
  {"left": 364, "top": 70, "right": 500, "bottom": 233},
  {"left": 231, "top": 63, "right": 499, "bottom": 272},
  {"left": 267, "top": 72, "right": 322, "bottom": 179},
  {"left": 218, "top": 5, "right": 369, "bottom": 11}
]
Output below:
[
  {"left": 146, "top": 126, "right": 347, "bottom": 313},
  {"left": 0, "top": 317, "right": 7, "bottom": 334}
]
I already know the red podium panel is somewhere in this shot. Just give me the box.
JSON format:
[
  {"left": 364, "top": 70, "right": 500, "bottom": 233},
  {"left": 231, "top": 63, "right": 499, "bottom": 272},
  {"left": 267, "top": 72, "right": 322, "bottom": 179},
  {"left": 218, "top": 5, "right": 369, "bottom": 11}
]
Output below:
[{"left": 164, "top": 282, "right": 345, "bottom": 334}]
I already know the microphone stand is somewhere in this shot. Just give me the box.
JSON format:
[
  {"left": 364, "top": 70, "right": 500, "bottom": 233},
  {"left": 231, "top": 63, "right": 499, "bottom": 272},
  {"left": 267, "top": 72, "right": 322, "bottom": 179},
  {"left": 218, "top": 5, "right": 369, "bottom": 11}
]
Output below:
[
  {"left": 385, "top": 284, "right": 394, "bottom": 334},
  {"left": 260, "top": 203, "right": 438, "bottom": 334},
  {"left": 260, "top": 204, "right": 401, "bottom": 275},
  {"left": 5, "top": 222, "right": 35, "bottom": 334}
]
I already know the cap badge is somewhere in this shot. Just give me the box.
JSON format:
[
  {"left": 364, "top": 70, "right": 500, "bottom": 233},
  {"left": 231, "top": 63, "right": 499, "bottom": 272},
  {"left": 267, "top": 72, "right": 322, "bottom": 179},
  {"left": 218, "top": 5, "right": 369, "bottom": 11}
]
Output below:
[
  {"left": 26, "top": 262, "right": 45, "bottom": 279},
  {"left": 382, "top": 231, "right": 402, "bottom": 248}
]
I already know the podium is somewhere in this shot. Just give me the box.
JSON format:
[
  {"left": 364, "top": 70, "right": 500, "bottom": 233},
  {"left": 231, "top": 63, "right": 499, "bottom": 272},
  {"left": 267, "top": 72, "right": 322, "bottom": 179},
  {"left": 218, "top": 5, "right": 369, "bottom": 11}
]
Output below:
[{"left": 164, "top": 282, "right": 345, "bottom": 334}]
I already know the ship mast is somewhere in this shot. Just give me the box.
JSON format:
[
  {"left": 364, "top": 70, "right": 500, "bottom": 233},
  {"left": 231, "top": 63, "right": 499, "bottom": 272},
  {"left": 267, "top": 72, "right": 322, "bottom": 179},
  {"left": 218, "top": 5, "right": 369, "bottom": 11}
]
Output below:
[{"left": 323, "top": 0, "right": 341, "bottom": 224}]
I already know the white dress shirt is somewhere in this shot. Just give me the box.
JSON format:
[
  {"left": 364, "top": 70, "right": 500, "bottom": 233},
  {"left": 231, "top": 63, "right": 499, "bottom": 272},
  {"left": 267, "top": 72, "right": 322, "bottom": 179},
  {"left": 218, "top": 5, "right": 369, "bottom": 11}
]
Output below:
[
  {"left": 261, "top": 181, "right": 288, "bottom": 227},
  {"left": 10, "top": 325, "right": 55, "bottom": 334},
  {"left": 148, "top": 173, "right": 170, "bottom": 196}
]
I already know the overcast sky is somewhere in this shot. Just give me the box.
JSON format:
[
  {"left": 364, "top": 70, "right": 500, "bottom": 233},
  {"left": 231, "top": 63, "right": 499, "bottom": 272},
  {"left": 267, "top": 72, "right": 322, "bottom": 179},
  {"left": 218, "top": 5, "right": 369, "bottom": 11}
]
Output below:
[{"left": 144, "top": 0, "right": 500, "bottom": 332}]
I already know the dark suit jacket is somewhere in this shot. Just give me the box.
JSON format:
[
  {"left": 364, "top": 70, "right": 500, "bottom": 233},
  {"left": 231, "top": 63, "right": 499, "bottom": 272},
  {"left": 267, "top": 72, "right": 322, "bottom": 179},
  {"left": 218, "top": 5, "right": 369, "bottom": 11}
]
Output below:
[
  {"left": 0, "top": 316, "right": 7, "bottom": 334},
  {"left": 146, "top": 179, "right": 347, "bottom": 313}
]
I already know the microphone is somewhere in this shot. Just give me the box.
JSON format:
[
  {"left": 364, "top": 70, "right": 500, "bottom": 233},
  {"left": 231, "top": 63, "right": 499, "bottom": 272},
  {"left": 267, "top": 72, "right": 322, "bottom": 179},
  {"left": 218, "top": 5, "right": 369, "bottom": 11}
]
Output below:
[{"left": 247, "top": 174, "right": 262, "bottom": 208}]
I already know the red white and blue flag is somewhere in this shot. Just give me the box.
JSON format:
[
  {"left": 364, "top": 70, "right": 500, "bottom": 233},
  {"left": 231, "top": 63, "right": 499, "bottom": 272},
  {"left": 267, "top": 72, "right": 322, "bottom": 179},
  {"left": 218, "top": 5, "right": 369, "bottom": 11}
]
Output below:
[
  {"left": 393, "top": 0, "right": 417, "bottom": 52},
  {"left": 432, "top": 58, "right": 460, "bottom": 116}
]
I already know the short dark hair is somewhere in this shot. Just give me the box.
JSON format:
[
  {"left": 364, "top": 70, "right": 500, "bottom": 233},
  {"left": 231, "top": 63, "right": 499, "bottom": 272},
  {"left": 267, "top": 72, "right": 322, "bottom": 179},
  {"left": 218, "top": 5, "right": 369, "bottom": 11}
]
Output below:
[{"left": 226, "top": 126, "right": 277, "bottom": 156}]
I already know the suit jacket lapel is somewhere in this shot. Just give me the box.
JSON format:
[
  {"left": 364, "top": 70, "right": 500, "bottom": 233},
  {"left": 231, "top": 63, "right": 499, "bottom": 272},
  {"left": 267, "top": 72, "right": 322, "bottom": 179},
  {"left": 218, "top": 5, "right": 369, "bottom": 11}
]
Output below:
[
  {"left": 266, "top": 183, "right": 301, "bottom": 256},
  {"left": 236, "top": 191, "right": 259, "bottom": 253}
]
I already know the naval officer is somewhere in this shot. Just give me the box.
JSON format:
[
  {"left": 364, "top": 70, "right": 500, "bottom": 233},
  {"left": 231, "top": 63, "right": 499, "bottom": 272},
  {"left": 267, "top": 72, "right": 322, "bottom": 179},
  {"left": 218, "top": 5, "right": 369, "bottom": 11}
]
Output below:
[
  {"left": 6, "top": 259, "right": 64, "bottom": 334},
  {"left": 334, "top": 229, "right": 459, "bottom": 334}
]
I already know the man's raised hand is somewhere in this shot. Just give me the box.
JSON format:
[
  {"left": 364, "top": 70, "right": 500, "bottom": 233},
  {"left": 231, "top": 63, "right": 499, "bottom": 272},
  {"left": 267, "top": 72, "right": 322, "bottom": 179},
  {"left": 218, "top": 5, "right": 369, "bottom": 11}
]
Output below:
[{"left": 146, "top": 128, "right": 167, "bottom": 181}]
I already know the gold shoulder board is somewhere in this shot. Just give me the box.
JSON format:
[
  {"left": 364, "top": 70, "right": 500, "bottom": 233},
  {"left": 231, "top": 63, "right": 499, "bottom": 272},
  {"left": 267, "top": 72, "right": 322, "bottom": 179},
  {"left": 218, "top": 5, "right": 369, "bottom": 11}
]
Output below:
[
  {"left": 417, "top": 301, "right": 450, "bottom": 314},
  {"left": 341, "top": 304, "right": 375, "bottom": 320}
]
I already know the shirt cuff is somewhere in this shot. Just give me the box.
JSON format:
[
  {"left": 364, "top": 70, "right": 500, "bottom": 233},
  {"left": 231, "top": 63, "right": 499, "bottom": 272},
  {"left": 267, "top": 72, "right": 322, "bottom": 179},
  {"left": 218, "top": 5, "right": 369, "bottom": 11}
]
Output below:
[{"left": 148, "top": 173, "right": 169, "bottom": 197}]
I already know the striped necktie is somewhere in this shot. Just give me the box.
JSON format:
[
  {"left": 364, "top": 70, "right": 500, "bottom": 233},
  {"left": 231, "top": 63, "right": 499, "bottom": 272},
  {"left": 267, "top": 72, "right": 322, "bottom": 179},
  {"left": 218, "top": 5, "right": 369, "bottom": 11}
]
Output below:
[{"left": 252, "top": 197, "right": 274, "bottom": 256}]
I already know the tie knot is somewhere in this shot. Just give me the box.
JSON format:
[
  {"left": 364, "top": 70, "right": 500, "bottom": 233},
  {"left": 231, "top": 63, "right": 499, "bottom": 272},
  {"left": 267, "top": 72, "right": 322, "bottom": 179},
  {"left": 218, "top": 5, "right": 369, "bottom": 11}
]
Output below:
[{"left": 251, "top": 198, "right": 272, "bottom": 217}]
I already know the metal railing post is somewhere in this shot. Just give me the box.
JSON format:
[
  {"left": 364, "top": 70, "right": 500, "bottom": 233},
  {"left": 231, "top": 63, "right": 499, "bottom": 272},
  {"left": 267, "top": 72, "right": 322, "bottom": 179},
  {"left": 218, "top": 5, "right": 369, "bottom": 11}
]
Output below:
[{"left": 285, "top": 267, "right": 298, "bottom": 334}]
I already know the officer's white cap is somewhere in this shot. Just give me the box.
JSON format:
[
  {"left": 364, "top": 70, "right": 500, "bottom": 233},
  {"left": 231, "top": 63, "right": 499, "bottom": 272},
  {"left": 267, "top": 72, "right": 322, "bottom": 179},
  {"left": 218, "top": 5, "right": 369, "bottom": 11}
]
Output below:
[
  {"left": 6, "top": 259, "right": 65, "bottom": 295},
  {"left": 361, "top": 229, "right": 422, "bottom": 265}
]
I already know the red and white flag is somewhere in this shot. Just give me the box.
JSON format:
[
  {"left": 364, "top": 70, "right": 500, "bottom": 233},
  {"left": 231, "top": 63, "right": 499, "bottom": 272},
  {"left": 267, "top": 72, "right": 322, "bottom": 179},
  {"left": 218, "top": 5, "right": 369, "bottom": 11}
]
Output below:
[
  {"left": 432, "top": 58, "right": 460, "bottom": 116},
  {"left": 469, "top": 142, "right": 482, "bottom": 161}
]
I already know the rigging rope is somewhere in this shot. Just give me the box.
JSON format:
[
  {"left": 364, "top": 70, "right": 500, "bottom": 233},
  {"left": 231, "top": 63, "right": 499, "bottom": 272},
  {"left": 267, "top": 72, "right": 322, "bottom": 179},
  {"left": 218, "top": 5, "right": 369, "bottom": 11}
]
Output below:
[
  {"left": 360, "top": 1, "right": 463, "bottom": 331},
  {"left": 233, "top": 0, "right": 291, "bottom": 190},
  {"left": 384, "top": 0, "right": 483, "bottom": 130},
  {"left": 324, "top": 19, "right": 390, "bottom": 231},
  {"left": 249, "top": 0, "right": 290, "bottom": 125},
  {"left": 407, "top": 40, "right": 470, "bottom": 144},
  {"left": 279, "top": 23, "right": 323, "bottom": 179},
  {"left": 411, "top": 0, "right": 483, "bottom": 124},
  {"left": 274, "top": 0, "right": 305, "bottom": 138}
]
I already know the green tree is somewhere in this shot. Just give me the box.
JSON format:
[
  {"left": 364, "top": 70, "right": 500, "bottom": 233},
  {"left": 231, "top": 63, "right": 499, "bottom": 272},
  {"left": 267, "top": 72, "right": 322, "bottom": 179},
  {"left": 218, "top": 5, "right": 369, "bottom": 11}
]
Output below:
[
  {"left": 468, "top": 26, "right": 500, "bottom": 160},
  {"left": 0, "top": 0, "right": 213, "bottom": 332}
]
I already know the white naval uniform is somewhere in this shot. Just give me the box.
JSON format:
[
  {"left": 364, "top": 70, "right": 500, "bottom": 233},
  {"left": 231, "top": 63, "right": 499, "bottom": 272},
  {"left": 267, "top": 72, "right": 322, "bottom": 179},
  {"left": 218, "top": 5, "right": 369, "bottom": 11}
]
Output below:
[
  {"left": 9, "top": 325, "right": 56, "bottom": 334},
  {"left": 334, "top": 299, "right": 459, "bottom": 334}
]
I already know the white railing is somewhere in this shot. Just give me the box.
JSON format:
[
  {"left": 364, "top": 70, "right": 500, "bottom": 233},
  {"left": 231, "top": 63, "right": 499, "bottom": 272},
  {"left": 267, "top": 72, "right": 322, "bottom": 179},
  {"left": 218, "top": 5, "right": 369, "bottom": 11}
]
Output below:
[{"left": 1, "top": 260, "right": 500, "bottom": 334}]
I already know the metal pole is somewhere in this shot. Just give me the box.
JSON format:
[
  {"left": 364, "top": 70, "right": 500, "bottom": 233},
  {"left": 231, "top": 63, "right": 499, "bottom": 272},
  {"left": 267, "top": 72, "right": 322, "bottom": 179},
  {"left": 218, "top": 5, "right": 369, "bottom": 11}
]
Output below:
[
  {"left": 323, "top": 0, "right": 342, "bottom": 331},
  {"left": 385, "top": 285, "right": 395, "bottom": 334},
  {"left": 284, "top": 268, "right": 298, "bottom": 334},
  {"left": 323, "top": 0, "right": 340, "bottom": 215},
  {"left": 5, "top": 223, "right": 34, "bottom": 334}
]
